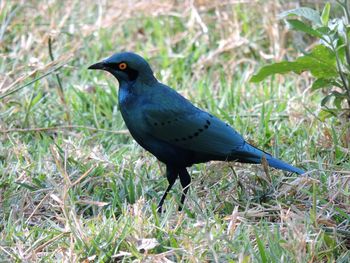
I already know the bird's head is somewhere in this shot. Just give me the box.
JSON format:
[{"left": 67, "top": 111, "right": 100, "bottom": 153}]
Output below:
[{"left": 88, "top": 52, "right": 156, "bottom": 84}]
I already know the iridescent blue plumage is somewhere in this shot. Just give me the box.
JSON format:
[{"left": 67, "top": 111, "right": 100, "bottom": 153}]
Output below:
[{"left": 88, "top": 52, "right": 305, "bottom": 211}]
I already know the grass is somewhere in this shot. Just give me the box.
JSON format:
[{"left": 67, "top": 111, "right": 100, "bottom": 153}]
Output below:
[{"left": 1, "top": 0, "right": 349, "bottom": 262}]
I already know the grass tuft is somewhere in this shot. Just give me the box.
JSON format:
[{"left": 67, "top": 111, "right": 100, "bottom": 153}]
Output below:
[{"left": 1, "top": 0, "right": 349, "bottom": 262}]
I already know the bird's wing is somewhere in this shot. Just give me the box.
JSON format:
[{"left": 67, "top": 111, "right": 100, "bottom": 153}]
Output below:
[{"left": 144, "top": 105, "right": 247, "bottom": 157}]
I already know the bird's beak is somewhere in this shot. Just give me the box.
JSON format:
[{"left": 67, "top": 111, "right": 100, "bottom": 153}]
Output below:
[{"left": 88, "top": 61, "right": 106, "bottom": 70}]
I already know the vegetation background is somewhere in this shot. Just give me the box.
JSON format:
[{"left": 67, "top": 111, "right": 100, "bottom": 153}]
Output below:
[{"left": 1, "top": 0, "right": 349, "bottom": 262}]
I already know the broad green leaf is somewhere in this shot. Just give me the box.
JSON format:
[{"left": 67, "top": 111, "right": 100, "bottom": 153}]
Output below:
[
  {"left": 334, "top": 95, "right": 345, "bottom": 109},
  {"left": 311, "top": 78, "right": 336, "bottom": 90},
  {"left": 318, "top": 108, "right": 337, "bottom": 121},
  {"left": 321, "top": 93, "right": 333, "bottom": 106},
  {"left": 332, "top": 91, "right": 347, "bottom": 109},
  {"left": 321, "top": 90, "right": 345, "bottom": 101},
  {"left": 318, "top": 109, "right": 334, "bottom": 121},
  {"left": 317, "top": 26, "right": 331, "bottom": 35},
  {"left": 251, "top": 45, "right": 337, "bottom": 82},
  {"left": 295, "top": 45, "right": 337, "bottom": 77},
  {"left": 321, "top": 3, "right": 331, "bottom": 26},
  {"left": 279, "top": 7, "right": 322, "bottom": 25},
  {"left": 286, "top": 19, "right": 323, "bottom": 38},
  {"left": 251, "top": 61, "right": 300, "bottom": 82}
]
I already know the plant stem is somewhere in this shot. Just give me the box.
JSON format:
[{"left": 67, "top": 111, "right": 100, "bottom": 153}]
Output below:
[
  {"left": 48, "top": 37, "right": 71, "bottom": 124},
  {"left": 338, "top": 0, "right": 350, "bottom": 23},
  {"left": 0, "top": 64, "right": 65, "bottom": 100},
  {"left": 332, "top": 41, "right": 350, "bottom": 109},
  {"left": 340, "top": 0, "right": 350, "bottom": 110},
  {"left": 337, "top": 0, "right": 350, "bottom": 70},
  {"left": 332, "top": 44, "right": 349, "bottom": 91}
]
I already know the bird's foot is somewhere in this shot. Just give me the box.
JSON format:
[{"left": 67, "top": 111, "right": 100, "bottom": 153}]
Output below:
[{"left": 157, "top": 204, "right": 163, "bottom": 214}]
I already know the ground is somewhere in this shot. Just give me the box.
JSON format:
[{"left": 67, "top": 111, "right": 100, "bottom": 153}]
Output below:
[{"left": 0, "top": 0, "right": 349, "bottom": 262}]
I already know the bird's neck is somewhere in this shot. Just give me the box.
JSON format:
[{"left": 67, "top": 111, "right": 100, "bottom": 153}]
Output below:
[
  {"left": 118, "top": 82, "right": 135, "bottom": 105},
  {"left": 139, "top": 74, "right": 158, "bottom": 86},
  {"left": 118, "top": 77, "right": 159, "bottom": 104}
]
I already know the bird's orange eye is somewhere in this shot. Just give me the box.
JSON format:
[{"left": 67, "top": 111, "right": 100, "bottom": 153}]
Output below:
[{"left": 119, "top": 62, "right": 127, "bottom": 70}]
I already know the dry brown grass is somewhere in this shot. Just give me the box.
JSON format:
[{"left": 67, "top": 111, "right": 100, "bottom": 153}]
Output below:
[{"left": 1, "top": 0, "right": 349, "bottom": 262}]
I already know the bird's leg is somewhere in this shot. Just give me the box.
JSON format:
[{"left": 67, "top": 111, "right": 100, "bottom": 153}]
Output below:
[
  {"left": 178, "top": 168, "right": 191, "bottom": 211},
  {"left": 157, "top": 166, "right": 178, "bottom": 213}
]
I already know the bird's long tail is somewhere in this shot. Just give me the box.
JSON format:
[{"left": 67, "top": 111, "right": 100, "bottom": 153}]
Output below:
[
  {"left": 265, "top": 156, "right": 304, "bottom": 174},
  {"left": 232, "top": 142, "right": 305, "bottom": 175}
]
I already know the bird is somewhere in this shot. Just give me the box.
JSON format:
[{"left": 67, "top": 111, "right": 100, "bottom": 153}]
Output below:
[{"left": 88, "top": 52, "right": 305, "bottom": 212}]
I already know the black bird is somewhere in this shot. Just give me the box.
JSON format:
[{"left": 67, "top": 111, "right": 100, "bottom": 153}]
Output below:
[{"left": 88, "top": 52, "right": 305, "bottom": 212}]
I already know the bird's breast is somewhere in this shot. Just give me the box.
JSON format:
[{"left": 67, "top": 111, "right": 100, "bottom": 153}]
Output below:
[{"left": 118, "top": 87, "right": 146, "bottom": 133}]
